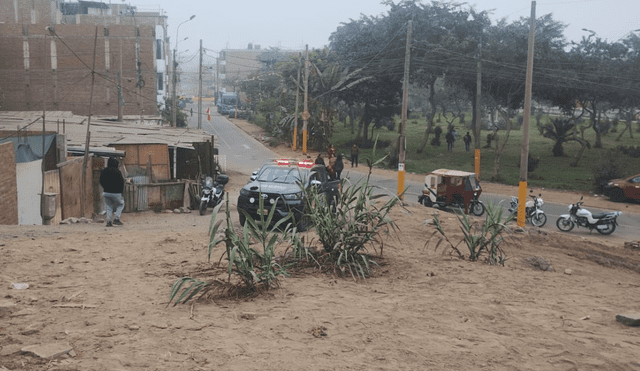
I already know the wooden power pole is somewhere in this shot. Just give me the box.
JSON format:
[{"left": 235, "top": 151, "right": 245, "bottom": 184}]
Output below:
[
  {"left": 517, "top": 1, "right": 537, "bottom": 227},
  {"left": 398, "top": 20, "right": 412, "bottom": 200},
  {"left": 474, "top": 42, "right": 482, "bottom": 180},
  {"left": 198, "top": 39, "right": 203, "bottom": 130},
  {"left": 81, "top": 27, "right": 98, "bottom": 217},
  {"left": 293, "top": 52, "right": 301, "bottom": 151},
  {"left": 302, "top": 45, "right": 309, "bottom": 155}
]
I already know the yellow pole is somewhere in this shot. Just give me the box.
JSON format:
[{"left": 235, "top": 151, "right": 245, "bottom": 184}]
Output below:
[{"left": 474, "top": 149, "right": 481, "bottom": 180}]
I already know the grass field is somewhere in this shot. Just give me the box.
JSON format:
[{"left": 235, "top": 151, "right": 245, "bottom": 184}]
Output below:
[{"left": 327, "top": 115, "right": 640, "bottom": 193}]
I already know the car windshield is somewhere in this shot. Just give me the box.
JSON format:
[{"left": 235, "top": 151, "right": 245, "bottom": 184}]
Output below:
[{"left": 257, "top": 167, "right": 305, "bottom": 184}]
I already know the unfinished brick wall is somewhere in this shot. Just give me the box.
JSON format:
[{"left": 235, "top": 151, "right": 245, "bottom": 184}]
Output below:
[
  {"left": 0, "top": 142, "right": 19, "bottom": 225},
  {"left": 0, "top": 23, "right": 158, "bottom": 116}
]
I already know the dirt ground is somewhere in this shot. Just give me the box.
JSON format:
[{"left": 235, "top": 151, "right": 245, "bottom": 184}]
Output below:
[{"left": 1, "top": 119, "right": 640, "bottom": 370}]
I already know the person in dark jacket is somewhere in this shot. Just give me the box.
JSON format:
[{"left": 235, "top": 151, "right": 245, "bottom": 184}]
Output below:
[
  {"left": 334, "top": 154, "right": 344, "bottom": 180},
  {"left": 99, "top": 157, "right": 125, "bottom": 227},
  {"left": 350, "top": 144, "right": 359, "bottom": 167},
  {"left": 315, "top": 153, "right": 325, "bottom": 166}
]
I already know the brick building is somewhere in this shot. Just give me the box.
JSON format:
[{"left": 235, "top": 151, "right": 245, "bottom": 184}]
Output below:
[{"left": 0, "top": 0, "right": 169, "bottom": 117}]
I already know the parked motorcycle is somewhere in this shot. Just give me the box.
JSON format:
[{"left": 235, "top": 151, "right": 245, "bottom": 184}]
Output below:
[
  {"left": 556, "top": 196, "right": 621, "bottom": 235},
  {"left": 508, "top": 192, "right": 547, "bottom": 227},
  {"left": 200, "top": 174, "right": 229, "bottom": 215}
]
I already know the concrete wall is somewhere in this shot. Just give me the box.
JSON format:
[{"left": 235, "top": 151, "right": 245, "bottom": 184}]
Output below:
[{"left": 0, "top": 142, "right": 19, "bottom": 225}]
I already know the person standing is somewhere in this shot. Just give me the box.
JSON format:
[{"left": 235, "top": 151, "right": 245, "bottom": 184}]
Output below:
[
  {"left": 452, "top": 126, "right": 458, "bottom": 148},
  {"left": 100, "top": 157, "right": 125, "bottom": 227},
  {"left": 315, "top": 153, "right": 325, "bottom": 166},
  {"left": 350, "top": 144, "right": 359, "bottom": 167},
  {"left": 463, "top": 132, "right": 472, "bottom": 152},
  {"left": 445, "top": 131, "right": 455, "bottom": 152},
  {"left": 334, "top": 154, "right": 344, "bottom": 180},
  {"left": 327, "top": 144, "right": 336, "bottom": 160}
]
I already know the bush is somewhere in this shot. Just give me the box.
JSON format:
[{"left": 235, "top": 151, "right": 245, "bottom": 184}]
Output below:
[
  {"left": 169, "top": 194, "right": 296, "bottom": 305},
  {"left": 592, "top": 149, "right": 626, "bottom": 193},
  {"left": 303, "top": 177, "right": 400, "bottom": 278},
  {"left": 428, "top": 202, "right": 515, "bottom": 266}
]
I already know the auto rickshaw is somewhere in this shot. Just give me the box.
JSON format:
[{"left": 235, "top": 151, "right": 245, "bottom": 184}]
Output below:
[{"left": 418, "top": 169, "right": 485, "bottom": 216}]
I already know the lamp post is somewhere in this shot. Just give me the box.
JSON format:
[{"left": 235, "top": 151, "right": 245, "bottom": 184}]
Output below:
[{"left": 172, "top": 15, "right": 195, "bottom": 127}]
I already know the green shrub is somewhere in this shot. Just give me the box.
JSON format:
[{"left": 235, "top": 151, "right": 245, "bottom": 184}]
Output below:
[
  {"left": 169, "top": 194, "right": 293, "bottom": 305},
  {"left": 428, "top": 202, "right": 515, "bottom": 266},
  {"left": 591, "top": 149, "right": 626, "bottom": 193}
]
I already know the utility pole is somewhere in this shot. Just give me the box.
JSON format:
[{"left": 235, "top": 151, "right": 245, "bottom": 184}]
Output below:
[
  {"left": 398, "top": 20, "right": 412, "bottom": 201},
  {"left": 41, "top": 27, "right": 48, "bottom": 224},
  {"left": 171, "top": 48, "right": 177, "bottom": 127},
  {"left": 474, "top": 42, "right": 482, "bottom": 180},
  {"left": 302, "top": 45, "right": 309, "bottom": 155},
  {"left": 117, "top": 40, "right": 123, "bottom": 121},
  {"left": 215, "top": 56, "right": 219, "bottom": 104},
  {"left": 517, "top": 1, "right": 536, "bottom": 227},
  {"left": 81, "top": 27, "right": 98, "bottom": 218},
  {"left": 198, "top": 39, "right": 203, "bottom": 129},
  {"left": 293, "top": 52, "right": 301, "bottom": 151}
]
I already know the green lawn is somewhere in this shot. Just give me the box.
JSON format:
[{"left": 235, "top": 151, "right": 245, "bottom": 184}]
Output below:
[{"left": 328, "top": 115, "right": 640, "bottom": 193}]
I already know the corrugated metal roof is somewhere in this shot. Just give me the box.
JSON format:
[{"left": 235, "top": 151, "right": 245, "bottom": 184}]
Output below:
[
  {"left": 428, "top": 169, "right": 477, "bottom": 177},
  {"left": 0, "top": 111, "right": 212, "bottom": 150}
]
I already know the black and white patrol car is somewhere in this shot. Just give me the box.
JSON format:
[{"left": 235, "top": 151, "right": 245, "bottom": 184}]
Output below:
[{"left": 237, "top": 159, "right": 340, "bottom": 230}]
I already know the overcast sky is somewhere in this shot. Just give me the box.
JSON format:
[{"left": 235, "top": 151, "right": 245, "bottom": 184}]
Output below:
[{"left": 128, "top": 0, "right": 639, "bottom": 64}]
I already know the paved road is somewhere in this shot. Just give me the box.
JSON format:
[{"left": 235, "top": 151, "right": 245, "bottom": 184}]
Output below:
[{"left": 186, "top": 106, "right": 640, "bottom": 240}]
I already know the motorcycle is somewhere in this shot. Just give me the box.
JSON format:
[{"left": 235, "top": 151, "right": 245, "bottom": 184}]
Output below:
[
  {"left": 556, "top": 196, "right": 621, "bottom": 235},
  {"left": 199, "top": 174, "right": 229, "bottom": 215},
  {"left": 508, "top": 192, "right": 547, "bottom": 227}
]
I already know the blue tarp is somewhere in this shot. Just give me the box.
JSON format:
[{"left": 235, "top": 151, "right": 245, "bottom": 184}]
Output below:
[{"left": 0, "top": 134, "right": 56, "bottom": 163}]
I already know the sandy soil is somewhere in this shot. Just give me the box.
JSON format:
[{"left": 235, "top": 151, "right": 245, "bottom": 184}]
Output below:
[{"left": 1, "top": 119, "right": 640, "bottom": 370}]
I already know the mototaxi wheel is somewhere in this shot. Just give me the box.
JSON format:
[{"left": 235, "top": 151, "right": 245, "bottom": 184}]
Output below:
[
  {"left": 239, "top": 212, "right": 246, "bottom": 226},
  {"left": 530, "top": 213, "right": 547, "bottom": 227},
  {"left": 422, "top": 197, "right": 433, "bottom": 207},
  {"left": 556, "top": 216, "right": 574, "bottom": 232},
  {"left": 470, "top": 201, "right": 485, "bottom": 217},
  {"left": 199, "top": 200, "right": 207, "bottom": 215},
  {"left": 596, "top": 222, "right": 616, "bottom": 235}
]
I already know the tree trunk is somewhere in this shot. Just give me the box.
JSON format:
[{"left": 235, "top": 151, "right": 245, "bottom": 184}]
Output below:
[
  {"left": 552, "top": 140, "right": 564, "bottom": 157},
  {"left": 417, "top": 80, "right": 437, "bottom": 154},
  {"left": 590, "top": 104, "right": 602, "bottom": 148},
  {"left": 491, "top": 109, "right": 512, "bottom": 182}
]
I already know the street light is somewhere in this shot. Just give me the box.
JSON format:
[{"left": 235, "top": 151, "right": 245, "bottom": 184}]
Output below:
[{"left": 172, "top": 15, "right": 195, "bottom": 127}]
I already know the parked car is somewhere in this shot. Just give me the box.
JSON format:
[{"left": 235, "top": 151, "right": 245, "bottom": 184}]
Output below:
[
  {"left": 604, "top": 173, "right": 640, "bottom": 202},
  {"left": 237, "top": 159, "right": 340, "bottom": 231}
]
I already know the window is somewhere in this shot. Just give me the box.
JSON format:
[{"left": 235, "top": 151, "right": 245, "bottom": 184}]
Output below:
[
  {"left": 156, "top": 39, "right": 162, "bottom": 59},
  {"left": 157, "top": 72, "right": 163, "bottom": 91}
]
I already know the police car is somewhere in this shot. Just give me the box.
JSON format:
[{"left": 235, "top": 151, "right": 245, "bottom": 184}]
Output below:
[{"left": 237, "top": 159, "right": 340, "bottom": 231}]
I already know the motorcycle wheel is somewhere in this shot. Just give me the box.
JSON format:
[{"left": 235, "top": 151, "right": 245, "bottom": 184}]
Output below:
[
  {"left": 556, "top": 217, "right": 574, "bottom": 232},
  {"left": 596, "top": 222, "right": 616, "bottom": 235},
  {"left": 471, "top": 202, "right": 485, "bottom": 217},
  {"left": 199, "top": 201, "right": 207, "bottom": 216},
  {"left": 530, "top": 213, "right": 547, "bottom": 227}
]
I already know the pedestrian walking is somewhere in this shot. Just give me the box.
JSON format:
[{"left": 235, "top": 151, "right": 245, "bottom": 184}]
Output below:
[
  {"left": 100, "top": 157, "right": 125, "bottom": 227},
  {"left": 350, "top": 144, "right": 359, "bottom": 167},
  {"left": 463, "top": 132, "right": 472, "bottom": 152},
  {"left": 445, "top": 131, "right": 455, "bottom": 152},
  {"left": 334, "top": 154, "right": 344, "bottom": 180}
]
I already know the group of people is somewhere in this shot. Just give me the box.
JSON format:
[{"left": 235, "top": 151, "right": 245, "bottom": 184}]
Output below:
[
  {"left": 445, "top": 127, "right": 473, "bottom": 152},
  {"left": 315, "top": 143, "right": 360, "bottom": 180}
]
